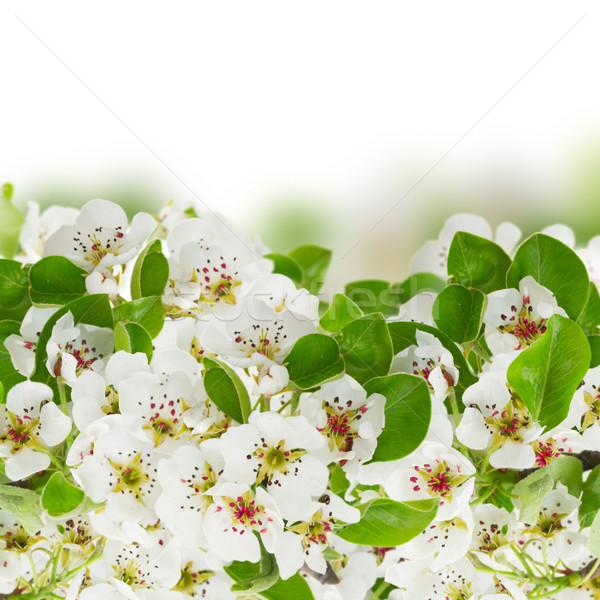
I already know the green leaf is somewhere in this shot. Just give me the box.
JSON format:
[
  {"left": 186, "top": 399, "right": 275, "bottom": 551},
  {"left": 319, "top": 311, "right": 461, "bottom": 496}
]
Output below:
[
  {"left": 114, "top": 322, "right": 153, "bottom": 361},
  {"left": 29, "top": 256, "right": 87, "bottom": 305},
  {"left": 507, "top": 315, "right": 590, "bottom": 430},
  {"left": 344, "top": 280, "right": 401, "bottom": 318},
  {"left": 513, "top": 471, "right": 554, "bottom": 525},
  {"left": 0, "top": 260, "right": 32, "bottom": 321},
  {"left": 258, "top": 574, "right": 315, "bottom": 600},
  {"left": 447, "top": 232, "right": 511, "bottom": 293},
  {"left": 338, "top": 314, "right": 393, "bottom": 385},
  {"left": 589, "top": 334, "right": 600, "bottom": 368},
  {"left": 266, "top": 253, "right": 303, "bottom": 286},
  {"left": 0, "top": 485, "right": 43, "bottom": 535},
  {"left": 546, "top": 455, "right": 583, "bottom": 498},
  {"left": 32, "top": 294, "right": 114, "bottom": 383},
  {"left": 203, "top": 358, "right": 252, "bottom": 423},
  {"left": 284, "top": 334, "right": 345, "bottom": 390},
  {"left": 580, "top": 465, "right": 600, "bottom": 527},
  {"left": 329, "top": 464, "right": 350, "bottom": 496},
  {"left": 113, "top": 296, "right": 165, "bottom": 339},
  {"left": 226, "top": 557, "right": 314, "bottom": 600},
  {"left": 41, "top": 472, "right": 85, "bottom": 517},
  {"left": 365, "top": 374, "right": 431, "bottom": 462},
  {"left": 320, "top": 294, "right": 363, "bottom": 333},
  {"left": 130, "top": 239, "right": 169, "bottom": 299},
  {"left": 394, "top": 272, "right": 446, "bottom": 304},
  {"left": 386, "top": 321, "right": 478, "bottom": 403},
  {"left": 337, "top": 498, "right": 438, "bottom": 546},
  {"left": 514, "top": 456, "right": 583, "bottom": 525},
  {"left": 433, "top": 284, "right": 486, "bottom": 344},
  {"left": 577, "top": 283, "right": 600, "bottom": 336},
  {"left": 588, "top": 510, "right": 600, "bottom": 558},
  {"left": 288, "top": 245, "right": 332, "bottom": 295},
  {"left": 226, "top": 536, "right": 279, "bottom": 594},
  {"left": 507, "top": 233, "right": 590, "bottom": 319},
  {"left": 488, "top": 486, "right": 514, "bottom": 512},
  {"left": 0, "top": 188, "right": 25, "bottom": 259}
]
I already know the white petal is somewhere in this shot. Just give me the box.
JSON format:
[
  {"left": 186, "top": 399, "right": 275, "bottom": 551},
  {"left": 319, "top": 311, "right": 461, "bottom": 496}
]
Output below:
[
  {"left": 6, "top": 381, "right": 52, "bottom": 417},
  {"left": 495, "top": 222, "right": 521, "bottom": 255},
  {"left": 5, "top": 448, "right": 50, "bottom": 481},
  {"left": 105, "top": 351, "right": 150, "bottom": 384},
  {"left": 75, "top": 456, "right": 113, "bottom": 502},
  {"left": 489, "top": 442, "right": 535, "bottom": 469},
  {"left": 274, "top": 531, "right": 304, "bottom": 580},
  {"left": 0, "top": 550, "right": 21, "bottom": 581},
  {"left": 79, "top": 583, "right": 129, "bottom": 600},
  {"left": 39, "top": 403, "right": 72, "bottom": 447},
  {"left": 455, "top": 408, "right": 490, "bottom": 450},
  {"left": 440, "top": 213, "right": 493, "bottom": 242},
  {"left": 122, "top": 212, "right": 156, "bottom": 250},
  {"left": 409, "top": 240, "right": 447, "bottom": 278},
  {"left": 3, "top": 335, "right": 36, "bottom": 377},
  {"left": 541, "top": 224, "right": 575, "bottom": 248}
]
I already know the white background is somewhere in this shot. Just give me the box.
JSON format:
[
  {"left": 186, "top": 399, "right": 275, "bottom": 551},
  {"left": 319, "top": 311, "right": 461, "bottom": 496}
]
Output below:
[{"left": 1, "top": 1, "right": 599, "bottom": 287}]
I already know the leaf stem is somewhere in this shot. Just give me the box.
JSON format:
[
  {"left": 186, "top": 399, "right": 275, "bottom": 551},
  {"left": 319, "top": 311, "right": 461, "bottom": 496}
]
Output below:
[
  {"left": 57, "top": 379, "right": 73, "bottom": 447},
  {"left": 290, "top": 390, "right": 302, "bottom": 414}
]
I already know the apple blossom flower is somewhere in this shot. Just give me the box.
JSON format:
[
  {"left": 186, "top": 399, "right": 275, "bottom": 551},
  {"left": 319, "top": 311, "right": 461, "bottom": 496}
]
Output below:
[
  {"left": 70, "top": 351, "right": 150, "bottom": 432},
  {"left": 470, "top": 503, "right": 520, "bottom": 570},
  {"left": 201, "top": 294, "right": 317, "bottom": 367},
  {"left": 569, "top": 364, "right": 600, "bottom": 432},
  {"left": 79, "top": 540, "right": 181, "bottom": 600},
  {"left": 170, "top": 546, "right": 235, "bottom": 599},
  {"left": 519, "top": 483, "right": 587, "bottom": 562},
  {"left": 4, "top": 306, "right": 58, "bottom": 377},
  {"left": 154, "top": 440, "right": 224, "bottom": 548},
  {"left": 118, "top": 349, "right": 204, "bottom": 448},
  {"left": 85, "top": 267, "right": 120, "bottom": 297},
  {"left": 457, "top": 354, "right": 582, "bottom": 470},
  {"left": 483, "top": 276, "right": 566, "bottom": 354},
  {"left": 385, "top": 556, "right": 509, "bottom": 600},
  {"left": 397, "top": 506, "right": 473, "bottom": 571},
  {"left": 391, "top": 330, "right": 459, "bottom": 403},
  {"left": 274, "top": 494, "right": 360, "bottom": 579},
  {"left": 531, "top": 428, "right": 585, "bottom": 468},
  {"left": 163, "top": 217, "right": 271, "bottom": 318},
  {"left": 44, "top": 199, "right": 156, "bottom": 273},
  {"left": 46, "top": 312, "right": 114, "bottom": 386},
  {"left": 155, "top": 199, "right": 193, "bottom": 239},
  {"left": 361, "top": 441, "right": 475, "bottom": 521},
  {"left": 316, "top": 548, "right": 378, "bottom": 600},
  {"left": 74, "top": 427, "right": 161, "bottom": 527},
  {"left": 0, "top": 509, "right": 42, "bottom": 583},
  {"left": 202, "top": 482, "right": 283, "bottom": 563},
  {"left": 219, "top": 411, "right": 328, "bottom": 521},
  {"left": 257, "top": 363, "right": 290, "bottom": 397},
  {"left": 456, "top": 375, "right": 542, "bottom": 469},
  {"left": 18, "top": 201, "right": 79, "bottom": 263},
  {"left": 0, "top": 381, "right": 71, "bottom": 480},
  {"left": 299, "top": 375, "right": 385, "bottom": 471}
]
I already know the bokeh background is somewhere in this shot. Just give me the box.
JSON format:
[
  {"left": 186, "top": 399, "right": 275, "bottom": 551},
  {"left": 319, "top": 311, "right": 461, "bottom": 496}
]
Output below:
[{"left": 2, "top": 1, "right": 600, "bottom": 294}]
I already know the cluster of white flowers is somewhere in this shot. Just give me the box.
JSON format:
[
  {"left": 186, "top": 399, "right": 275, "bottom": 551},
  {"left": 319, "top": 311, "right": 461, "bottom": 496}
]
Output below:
[{"left": 0, "top": 196, "right": 600, "bottom": 600}]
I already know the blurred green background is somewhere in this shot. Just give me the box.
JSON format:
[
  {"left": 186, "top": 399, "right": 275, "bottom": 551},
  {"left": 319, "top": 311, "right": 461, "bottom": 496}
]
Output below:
[{"left": 15, "top": 146, "right": 600, "bottom": 293}]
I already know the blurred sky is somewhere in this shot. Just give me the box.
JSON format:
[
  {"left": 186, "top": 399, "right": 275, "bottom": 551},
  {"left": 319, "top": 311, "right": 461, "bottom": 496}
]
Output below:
[{"left": 2, "top": 1, "right": 600, "bottom": 292}]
